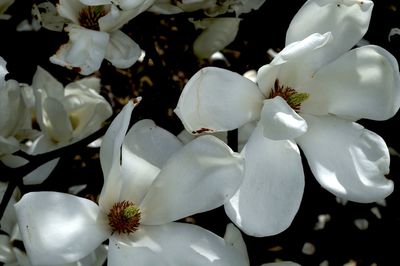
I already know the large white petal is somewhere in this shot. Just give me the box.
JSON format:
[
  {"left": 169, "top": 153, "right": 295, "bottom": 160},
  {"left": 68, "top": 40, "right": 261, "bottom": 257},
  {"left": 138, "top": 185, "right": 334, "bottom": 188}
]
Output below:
[
  {"left": 301, "top": 45, "right": 400, "bottom": 121},
  {"left": 109, "top": 223, "right": 248, "bottom": 266},
  {"left": 105, "top": 30, "right": 141, "bottom": 69},
  {"left": 260, "top": 97, "right": 307, "bottom": 140},
  {"left": 225, "top": 124, "right": 304, "bottom": 237},
  {"left": 286, "top": 0, "right": 373, "bottom": 64},
  {"left": 175, "top": 67, "right": 263, "bottom": 134},
  {"left": 50, "top": 26, "right": 109, "bottom": 75},
  {"left": 15, "top": 192, "right": 110, "bottom": 265},
  {"left": 31, "top": 66, "right": 64, "bottom": 100},
  {"left": 297, "top": 114, "right": 394, "bottom": 203},
  {"left": 139, "top": 135, "right": 244, "bottom": 225}
]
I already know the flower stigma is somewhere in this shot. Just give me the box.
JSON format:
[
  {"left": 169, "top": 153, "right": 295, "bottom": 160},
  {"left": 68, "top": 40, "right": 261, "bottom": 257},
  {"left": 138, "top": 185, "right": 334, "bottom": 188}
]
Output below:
[
  {"left": 269, "top": 79, "right": 309, "bottom": 112},
  {"left": 108, "top": 200, "right": 141, "bottom": 234},
  {"left": 78, "top": 6, "right": 107, "bottom": 31}
]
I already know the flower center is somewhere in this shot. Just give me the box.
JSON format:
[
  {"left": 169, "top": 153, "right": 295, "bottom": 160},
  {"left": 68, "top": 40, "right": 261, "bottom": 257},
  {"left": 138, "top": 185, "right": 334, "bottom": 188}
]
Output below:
[
  {"left": 268, "top": 79, "right": 309, "bottom": 112},
  {"left": 78, "top": 6, "right": 107, "bottom": 31},
  {"left": 107, "top": 201, "right": 141, "bottom": 234}
]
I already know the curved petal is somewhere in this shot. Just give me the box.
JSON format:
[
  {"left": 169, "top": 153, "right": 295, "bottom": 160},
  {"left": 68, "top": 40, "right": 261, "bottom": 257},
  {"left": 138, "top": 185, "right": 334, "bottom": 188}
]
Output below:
[
  {"left": 175, "top": 67, "right": 264, "bottom": 134},
  {"left": 109, "top": 223, "right": 248, "bottom": 266},
  {"left": 301, "top": 45, "right": 400, "bottom": 121},
  {"left": 23, "top": 158, "right": 59, "bottom": 185},
  {"left": 225, "top": 124, "right": 304, "bottom": 237},
  {"left": 223, "top": 223, "right": 249, "bottom": 265},
  {"left": 50, "top": 26, "right": 109, "bottom": 75},
  {"left": 105, "top": 30, "right": 141, "bottom": 69},
  {"left": 139, "top": 135, "right": 244, "bottom": 225},
  {"left": 286, "top": 0, "right": 373, "bottom": 64},
  {"left": 0, "top": 234, "right": 16, "bottom": 263},
  {"left": 193, "top": 18, "right": 240, "bottom": 59},
  {"left": 257, "top": 32, "right": 332, "bottom": 96},
  {"left": 15, "top": 192, "right": 110, "bottom": 265},
  {"left": 297, "top": 114, "right": 394, "bottom": 203},
  {"left": 124, "top": 119, "right": 183, "bottom": 168},
  {"left": 32, "top": 66, "right": 64, "bottom": 100},
  {"left": 100, "top": 100, "right": 137, "bottom": 180},
  {"left": 99, "top": 99, "right": 140, "bottom": 210},
  {"left": 260, "top": 97, "right": 307, "bottom": 140}
]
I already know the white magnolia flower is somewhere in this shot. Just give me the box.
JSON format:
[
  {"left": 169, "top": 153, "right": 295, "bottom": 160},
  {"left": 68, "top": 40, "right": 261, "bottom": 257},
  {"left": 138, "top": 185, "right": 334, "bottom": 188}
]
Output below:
[
  {"left": 1, "top": 66, "right": 112, "bottom": 185},
  {"left": 15, "top": 100, "right": 246, "bottom": 266},
  {"left": 175, "top": 0, "right": 400, "bottom": 237},
  {"left": 31, "top": 66, "right": 112, "bottom": 149},
  {"left": 0, "top": 0, "right": 14, "bottom": 19},
  {"left": 48, "top": 0, "right": 153, "bottom": 75},
  {"left": 0, "top": 57, "right": 33, "bottom": 158}
]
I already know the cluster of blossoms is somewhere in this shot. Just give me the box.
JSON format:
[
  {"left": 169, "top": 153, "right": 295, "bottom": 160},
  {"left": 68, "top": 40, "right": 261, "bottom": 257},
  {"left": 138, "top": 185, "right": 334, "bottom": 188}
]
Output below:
[{"left": 0, "top": 0, "right": 399, "bottom": 265}]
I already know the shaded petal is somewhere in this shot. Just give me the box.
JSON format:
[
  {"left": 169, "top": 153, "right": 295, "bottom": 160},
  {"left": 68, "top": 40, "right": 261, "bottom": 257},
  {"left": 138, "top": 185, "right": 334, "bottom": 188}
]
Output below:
[
  {"left": 225, "top": 124, "right": 304, "bottom": 237},
  {"left": 57, "top": 0, "right": 84, "bottom": 24},
  {"left": 286, "top": 0, "right": 373, "bottom": 64},
  {"left": 140, "top": 135, "right": 244, "bottom": 225},
  {"left": 0, "top": 235, "right": 16, "bottom": 263},
  {"left": 257, "top": 32, "right": 332, "bottom": 96},
  {"left": 223, "top": 223, "right": 249, "bottom": 266},
  {"left": 109, "top": 223, "right": 248, "bottom": 266},
  {"left": 0, "top": 56, "right": 7, "bottom": 88},
  {"left": 297, "top": 114, "right": 393, "bottom": 203},
  {"left": 50, "top": 26, "right": 109, "bottom": 75},
  {"left": 80, "top": 0, "right": 110, "bottom": 6},
  {"left": 23, "top": 158, "right": 59, "bottom": 185},
  {"left": 260, "top": 97, "right": 307, "bottom": 140},
  {"left": 15, "top": 192, "right": 110, "bottom": 265},
  {"left": 32, "top": 66, "right": 64, "bottom": 100},
  {"left": 42, "top": 97, "right": 73, "bottom": 143},
  {"left": 175, "top": 67, "right": 263, "bottom": 134},
  {"left": 193, "top": 18, "right": 240, "bottom": 59},
  {"left": 105, "top": 30, "right": 141, "bottom": 69},
  {"left": 124, "top": 119, "right": 183, "bottom": 168},
  {"left": 301, "top": 45, "right": 400, "bottom": 121}
]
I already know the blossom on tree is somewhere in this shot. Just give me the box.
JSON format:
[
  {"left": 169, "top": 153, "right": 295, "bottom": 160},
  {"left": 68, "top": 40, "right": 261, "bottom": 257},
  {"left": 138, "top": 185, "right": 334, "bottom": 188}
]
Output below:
[
  {"left": 175, "top": 0, "right": 400, "bottom": 237},
  {"left": 15, "top": 100, "right": 247, "bottom": 265}
]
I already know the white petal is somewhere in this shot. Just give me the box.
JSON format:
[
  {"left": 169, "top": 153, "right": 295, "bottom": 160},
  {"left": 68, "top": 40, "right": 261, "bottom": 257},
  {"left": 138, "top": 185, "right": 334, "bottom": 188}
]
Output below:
[
  {"left": 140, "top": 135, "right": 244, "bottom": 225},
  {"left": 223, "top": 223, "right": 249, "bottom": 265},
  {"left": 50, "top": 26, "right": 109, "bottom": 75},
  {"left": 0, "top": 56, "right": 7, "bottom": 88},
  {"left": 257, "top": 32, "right": 332, "bottom": 96},
  {"left": 100, "top": 100, "right": 136, "bottom": 179},
  {"left": 193, "top": 18, "right": 240, "bottom": 59},
  {"left": 99, "top": 100, "right": 138, "bottom": 210},
  {"left": 15, "top": 192, "right": 110, "bottom": 265},
  {"left": 32, "top": 66, "right": 64, "bottom": 100},
  {"left": 0, "top": 235, "right": 16, "bottom": 263},
  {"left": 175, "top": 67, "right": 264, "bottom": 134},
  {"left": 225, "top": 124, "right": 304, "bottom": 237},
  {"left": 286, "top": 0, "right": 373, "bottom": 63},
  {"left": 260, "top": 97, "right": 307, "bottom": 140},
  {"left": 105, "top": 30, "right": 141, "bottom": 69},
  {"left": 297, "top": 114, "right": 394, "bottom": 203},
  {"left": 109, "top": 223, "right": 249, "bottom": 266},
  {"left": 124, "top": 119, "right": 183, "bottom": 168},
  {"left": 80, "top": 0, "right": 110, "bottom": 6},
  {"left": 23, "top": 158, "right": 59, "bottom": 185},
  {"left": 301, "top": 45, "right": 400, "bottom": 121}
]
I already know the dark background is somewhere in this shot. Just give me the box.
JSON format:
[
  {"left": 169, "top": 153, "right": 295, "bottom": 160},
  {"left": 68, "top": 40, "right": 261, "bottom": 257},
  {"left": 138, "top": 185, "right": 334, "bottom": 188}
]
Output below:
[{"left": 1, "top": 0, "right": 400, "bottom": 265}]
